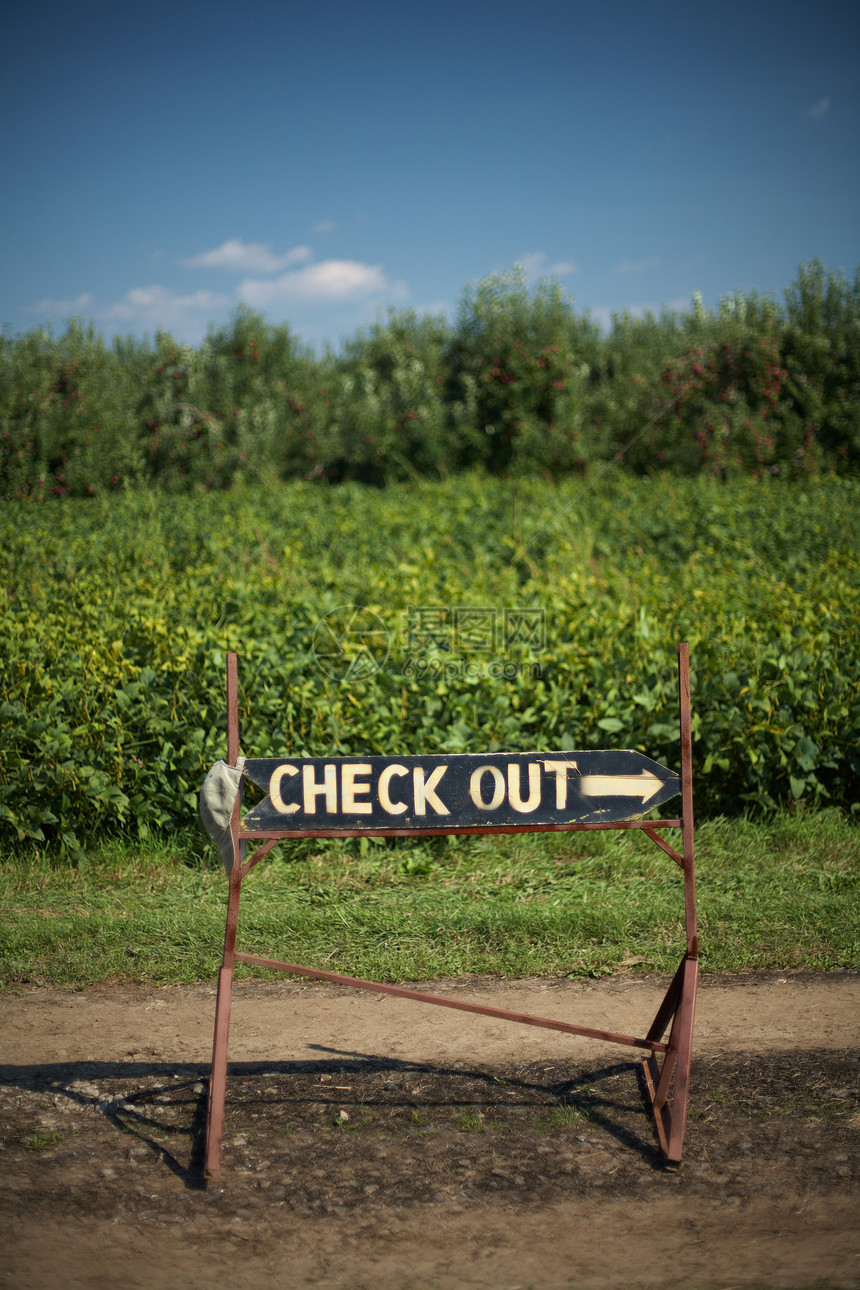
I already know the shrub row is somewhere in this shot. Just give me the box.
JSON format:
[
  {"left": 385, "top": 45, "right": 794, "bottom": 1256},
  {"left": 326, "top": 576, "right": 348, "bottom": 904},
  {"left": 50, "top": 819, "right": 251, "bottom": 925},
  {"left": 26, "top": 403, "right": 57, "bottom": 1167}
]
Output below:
[
  {"left": 1, "top": 473, "right": 858, "bottom": 857},
  {"left": 2, "top": 261, "right": 858, "bottom": 498}
]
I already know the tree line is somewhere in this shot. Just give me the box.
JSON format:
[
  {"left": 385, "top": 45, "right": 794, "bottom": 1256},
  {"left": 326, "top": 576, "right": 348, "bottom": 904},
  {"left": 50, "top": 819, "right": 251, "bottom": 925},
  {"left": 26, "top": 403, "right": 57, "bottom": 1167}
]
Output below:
[{"left": 2, "top": 260, "right": 858, "bottom": 498}]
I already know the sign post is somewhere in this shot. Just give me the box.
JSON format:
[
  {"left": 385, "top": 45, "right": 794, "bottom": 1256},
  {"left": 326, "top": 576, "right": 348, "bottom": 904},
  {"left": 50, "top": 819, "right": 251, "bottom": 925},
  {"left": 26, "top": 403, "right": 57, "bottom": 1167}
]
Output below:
[{"left": 203, "top": 644, "right": 698, "bottom": 1175}]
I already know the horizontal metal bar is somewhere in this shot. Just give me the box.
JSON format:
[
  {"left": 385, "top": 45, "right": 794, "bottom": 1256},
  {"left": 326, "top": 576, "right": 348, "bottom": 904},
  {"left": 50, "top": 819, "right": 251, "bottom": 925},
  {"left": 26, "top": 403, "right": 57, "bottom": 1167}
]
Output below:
[
  {"left": 237, "top": 818, "right": 682, "bottom": 842},
  {"left": 233, "top": 953, "right": 669, "bottom": 1054}
]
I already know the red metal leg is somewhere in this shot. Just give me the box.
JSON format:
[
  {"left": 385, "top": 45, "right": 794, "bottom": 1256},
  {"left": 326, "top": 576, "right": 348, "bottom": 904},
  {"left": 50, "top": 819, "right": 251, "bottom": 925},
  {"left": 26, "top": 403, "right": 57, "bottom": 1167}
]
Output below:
[
  {"left": 204, "top": 962, "right": 235, "bottom": 1176},
  {"left": 667, "top": 955, "right": 698, "bottom": 1161},
  {"left": 204, "top": 848, "right": 242, "bottom": 1176},
  {"left": 642, "top": 952, "right": 698, "bottom": 1163}
]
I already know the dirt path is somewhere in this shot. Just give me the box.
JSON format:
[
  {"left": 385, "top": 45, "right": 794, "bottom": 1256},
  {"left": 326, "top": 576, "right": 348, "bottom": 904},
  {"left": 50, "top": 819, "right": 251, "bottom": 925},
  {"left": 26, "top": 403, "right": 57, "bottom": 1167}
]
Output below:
[{"left": 2, "top": 971, "right": 859, "bottom": 1289}]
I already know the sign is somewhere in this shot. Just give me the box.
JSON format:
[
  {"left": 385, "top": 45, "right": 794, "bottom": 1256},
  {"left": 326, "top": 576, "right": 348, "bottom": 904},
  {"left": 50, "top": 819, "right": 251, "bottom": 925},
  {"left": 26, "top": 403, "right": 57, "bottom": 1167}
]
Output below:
[
  {"left": 241, "top": 749, "right": 680, "bottom": 833},
  {"left": 204, "top": 646, "right": 698, "bottom": 1177}
]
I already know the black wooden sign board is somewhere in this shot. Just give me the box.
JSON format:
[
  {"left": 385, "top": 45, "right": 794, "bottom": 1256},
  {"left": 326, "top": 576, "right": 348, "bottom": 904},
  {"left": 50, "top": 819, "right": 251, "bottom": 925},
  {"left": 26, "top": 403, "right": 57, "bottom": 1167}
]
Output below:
[{"left": 242, "top": 749, "right": 680, "bottom": 833}]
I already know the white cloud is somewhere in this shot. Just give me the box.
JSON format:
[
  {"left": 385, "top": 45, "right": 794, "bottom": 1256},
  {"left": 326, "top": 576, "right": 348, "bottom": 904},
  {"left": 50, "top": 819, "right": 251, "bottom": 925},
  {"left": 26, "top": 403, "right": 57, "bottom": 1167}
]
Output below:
[
  {"left": 807, "top": 97, "right": 830, "bottom": 120},
  {"left": 238, "top": 260, "right": 388, "bottom": 306},
  {"left": 518, "top": 251, "right": 578, "bottom": 282},
  {"left": 181, "top": 239, "right": 313, "bottom": 274},
  {"left": 614, "top": 256, "right": 661, "bottom": 274},
  {"left": 312, "top": 219, "right": 337, "bottom": 234},
  {"left": 104, "top": 285, "right": 230, "bottom": 322},
  {"left": 25, "top": 292, "right": 94, "bottom": 315}
]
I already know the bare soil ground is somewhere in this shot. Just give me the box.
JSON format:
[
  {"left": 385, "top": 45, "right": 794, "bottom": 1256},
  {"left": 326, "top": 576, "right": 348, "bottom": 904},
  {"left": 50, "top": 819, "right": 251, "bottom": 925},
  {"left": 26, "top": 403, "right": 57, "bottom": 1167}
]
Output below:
[{"left": 1, "top": 971, "right": 859, "bottom": 1289}]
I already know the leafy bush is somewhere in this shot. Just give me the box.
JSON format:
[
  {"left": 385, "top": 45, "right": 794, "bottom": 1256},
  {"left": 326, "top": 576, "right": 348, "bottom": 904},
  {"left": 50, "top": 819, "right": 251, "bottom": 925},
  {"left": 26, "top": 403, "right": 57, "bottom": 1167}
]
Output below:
[
  {"left": 318, "top": 311, "right": 459, "bottom": 483},
  {"left": 0, "top": 321, "right": 149, "bottom": 498},
  {"left": 444, "top": 271, "right": 602, "bottom": 474},
  {"left": 780, "top": 261, "right": 860, "bottom": 470},
  {"left": 620, "top": 333, "right": 806, "bottom": 477}
]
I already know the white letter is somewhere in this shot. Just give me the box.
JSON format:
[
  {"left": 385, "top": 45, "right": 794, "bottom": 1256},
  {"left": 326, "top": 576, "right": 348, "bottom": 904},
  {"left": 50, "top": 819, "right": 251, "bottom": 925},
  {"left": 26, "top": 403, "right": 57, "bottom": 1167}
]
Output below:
[
  {"left": 413, "top": 765, "right": 450, "bottom": 816},
  {"left": 302, "top": 763, "right": 338, "bottom": 814},
  {"left": 507, "top": 762, "right": 541, "bottom": 813},
  {"left": 378, "top": 764, "right": 409, "bottom": 815},
  {"left": 469, "top": 765, "right": 505, "bottom": 810},
  {"left": 341, "top": 763, "right": 373, "bottom": 814},
  {"left": 542, "top": 759, "right": 577, "bottom": 809},
  {"left": 269, "top": 764, "right": 300, "bottom": 815}
]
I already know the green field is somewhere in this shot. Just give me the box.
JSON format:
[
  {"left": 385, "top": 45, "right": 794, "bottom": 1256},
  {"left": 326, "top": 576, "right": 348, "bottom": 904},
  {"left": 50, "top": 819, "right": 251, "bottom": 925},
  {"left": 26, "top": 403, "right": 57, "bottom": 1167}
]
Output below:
[
  {"left": 1, "top": 469, "right": 858, "bottom": 987},
  {"left": 2, "top": 471, "right": 859, "bottom": 855}
]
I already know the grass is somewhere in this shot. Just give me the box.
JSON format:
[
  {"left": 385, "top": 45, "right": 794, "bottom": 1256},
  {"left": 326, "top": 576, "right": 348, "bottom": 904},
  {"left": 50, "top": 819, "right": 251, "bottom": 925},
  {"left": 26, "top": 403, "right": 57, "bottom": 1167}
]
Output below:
[
  {"left": 25, "top": 1131, "right": 64, "bottom": 1152},
  {"left": 1, "top": 810, "right": 857, "bottom": 990},
  {"left": 455, "top": 1112, "right": 485, "bottom": 1133},
  {"left": 543, "top": 1105, "right": 592, "bottom": 1131}
]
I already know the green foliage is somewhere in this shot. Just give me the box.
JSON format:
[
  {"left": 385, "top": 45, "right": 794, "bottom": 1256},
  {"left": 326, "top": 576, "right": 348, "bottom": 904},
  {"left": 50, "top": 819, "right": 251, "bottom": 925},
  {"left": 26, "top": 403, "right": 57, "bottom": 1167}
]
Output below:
[
  {"left": 321, "top": 310, "right": 460, "bottom": 483},
  {"left": 1, "top": 473, "right": 858, "bottom": 857},
  {"left": 445, "top": 270, "right": 602, "bottom": 474},
  {"left": 623, "top": 333, "right": 802, "bottom": 477},
  {"left": 2, "top": 263, "right": 858, "bottom": 496},
  {"left": 0, "top": 321, "right": 150, "bottom": 499},
  {"left": 780, "top": 261, "right": 860, "bottom": 469}
]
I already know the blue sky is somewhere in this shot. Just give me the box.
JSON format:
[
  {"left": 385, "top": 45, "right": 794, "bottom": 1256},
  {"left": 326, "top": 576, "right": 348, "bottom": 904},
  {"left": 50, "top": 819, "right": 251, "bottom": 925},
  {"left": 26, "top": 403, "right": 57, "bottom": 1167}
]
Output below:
[{"left": 2, "top": 0, "right": 858, "bottom": 352}]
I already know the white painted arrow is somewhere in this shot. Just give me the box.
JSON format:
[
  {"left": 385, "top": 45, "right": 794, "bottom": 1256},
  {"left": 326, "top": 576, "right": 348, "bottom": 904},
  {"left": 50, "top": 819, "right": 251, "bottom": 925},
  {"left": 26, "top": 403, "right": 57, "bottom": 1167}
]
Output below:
[{"left": 578, "top": 770, "right": 667, "bottom": 803}]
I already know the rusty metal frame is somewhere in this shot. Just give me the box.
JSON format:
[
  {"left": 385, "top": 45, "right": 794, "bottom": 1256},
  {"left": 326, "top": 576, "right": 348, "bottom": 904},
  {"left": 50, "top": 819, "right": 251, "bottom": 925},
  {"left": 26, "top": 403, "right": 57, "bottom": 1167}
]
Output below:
[{"left": 204, "top": 643, "right": 698, "bottom": 1176}]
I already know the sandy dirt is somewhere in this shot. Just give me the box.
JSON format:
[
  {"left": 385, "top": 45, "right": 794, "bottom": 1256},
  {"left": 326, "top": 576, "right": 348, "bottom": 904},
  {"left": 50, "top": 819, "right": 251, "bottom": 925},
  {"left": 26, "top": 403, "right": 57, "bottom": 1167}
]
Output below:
[{"left": 1, "top": 970, "right": 859, "bottom": 1289}]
